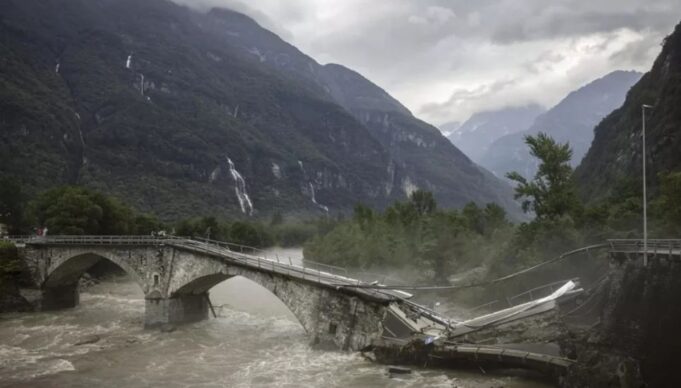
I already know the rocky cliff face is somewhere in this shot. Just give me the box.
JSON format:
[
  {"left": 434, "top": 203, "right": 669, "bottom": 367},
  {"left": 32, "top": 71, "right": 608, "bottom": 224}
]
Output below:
[
  {"left": 0, "top": 0, "right": 518, "bottom": 220},
  {"left": 481, "top": 71, "right": 641, "bottom": 180},
  {"left": 576, "top": 22, "right": 681, "bottom": 201},
  {"left": 560, "top": 255, "right": 681, "bottom": 387}
]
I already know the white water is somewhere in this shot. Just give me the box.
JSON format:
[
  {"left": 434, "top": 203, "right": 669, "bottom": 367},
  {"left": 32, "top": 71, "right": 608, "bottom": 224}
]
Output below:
[
  {"left": 298, "top": 160, "right": 306, "bottom": 176},
  {"left": 0, "top": 248, "right": 552, "bottom": 387},
  {"left": 227, "top": 157, "right": 254, "bottom": 215},
  {"left": 126, "top": 54, "right": 132, "bottom": 69},
  {"left": 309, "top": 183, "right": 329, "bottom": 213},
  {"left": 271, "top": 163, "right": 282, "bottom": 179},
  {"left": 299, "top": 161, "right": 329, "bottom": 212}
]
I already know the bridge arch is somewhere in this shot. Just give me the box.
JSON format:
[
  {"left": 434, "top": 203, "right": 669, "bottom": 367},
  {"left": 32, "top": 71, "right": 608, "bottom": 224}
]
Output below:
[
  {"left": 170, "top": 269, "right": 321, "bottom": 334},
  {"left": 19, "top": 239, "right": 390, "bottom": 350},
  {"left": 41, "top": 250, "right": 148, "bottom": 310}
]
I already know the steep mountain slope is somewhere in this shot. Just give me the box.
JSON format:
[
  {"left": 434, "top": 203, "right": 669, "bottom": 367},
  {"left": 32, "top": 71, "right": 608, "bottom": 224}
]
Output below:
[
  {"left": 319, "top": 64, "right": 521, "bottom": 214},
  {"left": 439, "top": 121, "right": 461, "bottom": 138},
  {"left": 0, "top": 0, "right": 518, "bottom": 219},
  {"left": 576, "top": 22, "right": 681, "bottom": 201},
  {"left": 200, "top": 9, "right": 519, "bottom": 215},
  {"left": 480, "top": 71, "right": 642, "bottom": 179},
  {"left": 447, "top": 105, "right": 545, "bottom": 163}
]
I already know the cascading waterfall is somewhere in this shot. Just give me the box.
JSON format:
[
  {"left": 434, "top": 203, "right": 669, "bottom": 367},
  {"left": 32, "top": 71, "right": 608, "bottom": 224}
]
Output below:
[
  {"left": 55, "top": 62, "right": 60, "bottom": 73},
  {"left": 126, "top": 54, "right": 132, "bottom": 69},
  {"left": 297, "top": 160, "right": 306, "bottom": 177},
  {"left": 299, "top": 160, "right": 329, "bottom": 212},
  {"left": 308, "top": 183, "right": 329, "bottom": 213},
  {"left": 227, "top": 157, "right": 254, "bottom": 215}
]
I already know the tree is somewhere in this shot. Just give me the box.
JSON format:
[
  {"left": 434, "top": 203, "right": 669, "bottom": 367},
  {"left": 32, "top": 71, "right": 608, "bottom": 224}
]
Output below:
[
  {"left": 506, "top": 133, "right": 580, "bottom": 220},
  {"left": 410, "top": 190, "right": 436, "bottom": 217},
  {"left": 28, "top": 186, "right": 142, "bottom": 235},
  {"left": 31, "top": 187, "right": 104, "bottom": 234},
  {"left": 652, "top": 171, "right": 681, "bottom": 233},
  {"left": 0, "top": 241, "right": 21, "bottom": 287},
  {"left": 230, "top": 221, "right": 262, "bottom": 247},
  {"left": 462, "top": 202, "right": 484, "bottom": 234},
  {"left": 483, "top": 203, "right": 508, "bottom": 231},
  {"left": 353, "top": 204, "right": 374, "bottom": 231},
  {"left": 0, "top": 177, "right": 27, "bottom": 233}
]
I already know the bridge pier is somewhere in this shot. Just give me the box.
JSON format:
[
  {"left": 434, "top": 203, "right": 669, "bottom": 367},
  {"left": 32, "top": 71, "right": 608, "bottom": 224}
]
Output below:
[
  {"left": 41, "top": 284, "right": 79, "bottom": 310},
  {"left": 144, "top": 294, "right": 210, "bottom": 328}
]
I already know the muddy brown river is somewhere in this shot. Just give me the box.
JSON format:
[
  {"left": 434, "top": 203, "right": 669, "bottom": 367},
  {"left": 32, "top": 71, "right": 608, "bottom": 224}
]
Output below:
[{"left": 0, "top": 248, "right": 553, "bottom": 387}]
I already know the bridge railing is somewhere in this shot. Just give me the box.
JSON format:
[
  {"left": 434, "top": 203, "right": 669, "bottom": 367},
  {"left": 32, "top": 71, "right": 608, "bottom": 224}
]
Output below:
[
  {"left": 7, "top": 235, "right": 182, "bottom": 245},
  {"left": 608, "top": 239, "right": 681, "bottom": 255},
  {"left": 12, "top": 234, "right": 410, "bottom": 301},
  {"left": 184, "top": 237, "right": 405, "bottom": 301},
  {"left": 469, "top": 278, "right": 580, "bottom": 313},
  {"left": 189, "top": 236, "right": 351, "bottom": 277}
]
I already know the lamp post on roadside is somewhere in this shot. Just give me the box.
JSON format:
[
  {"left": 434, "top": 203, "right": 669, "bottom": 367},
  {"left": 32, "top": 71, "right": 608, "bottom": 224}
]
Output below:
[{"left": 642, "top": 104, "right": 654, "bottom": 266}]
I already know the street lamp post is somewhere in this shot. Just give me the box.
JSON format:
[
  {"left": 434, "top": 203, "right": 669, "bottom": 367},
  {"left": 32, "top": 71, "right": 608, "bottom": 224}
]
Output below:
[{"left": 642, "top": 104, "right": 653, "bottom": 266}]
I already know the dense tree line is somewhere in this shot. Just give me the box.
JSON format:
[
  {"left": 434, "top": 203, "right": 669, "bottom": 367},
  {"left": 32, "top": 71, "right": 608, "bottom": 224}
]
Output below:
[
  {"left": 0, "top": 182, "right": 329, "bottom": 248},
  {"left": 305, "top": 132, "right": 681, "bottom": 288},
  {"left": 304, "top": 190, "right": 512, "bottom": 284}
]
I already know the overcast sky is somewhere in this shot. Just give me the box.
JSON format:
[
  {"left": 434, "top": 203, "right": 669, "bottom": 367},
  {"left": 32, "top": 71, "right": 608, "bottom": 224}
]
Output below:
[{"left": 173, "top": 0, "right": 680, "bottom": 127}]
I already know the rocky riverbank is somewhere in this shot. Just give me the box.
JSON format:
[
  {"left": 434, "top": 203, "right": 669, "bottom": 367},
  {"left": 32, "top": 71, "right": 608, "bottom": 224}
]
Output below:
[
  {"left": 0, "top": 278, "right": 32, "bottom": 312},
  {"left": 0, "top": 241, "right": 32, "bottom": 313}
]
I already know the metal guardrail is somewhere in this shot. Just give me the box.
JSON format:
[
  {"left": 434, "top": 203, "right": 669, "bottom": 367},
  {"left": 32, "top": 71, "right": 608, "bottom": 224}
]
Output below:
[
  {"left": 607, "top": 239, "right": 681, "bottom": 255},
  {"left": 469, "top": 278, "right": 579, "bottom": 313},
  {"left": 506, "top": 278, "right": 579, "bottom": 307},
  {"left": 7, "top": 235, "right": 181, "bottom": 245},
  {"left": 447, "top": 344, "right": 574, "bottom": 368}
]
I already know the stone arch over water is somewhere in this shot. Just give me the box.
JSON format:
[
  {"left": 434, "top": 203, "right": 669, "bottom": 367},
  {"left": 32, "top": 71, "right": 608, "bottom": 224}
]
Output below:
[
  {"left": 41, "top": 251, "right": 148, "bottom": 311},
  {"left": 172, "top": 271, "right": 318, "bottom": 334},
  {"left": 22, "top": 243, "right": 388, "bottom": 350}
]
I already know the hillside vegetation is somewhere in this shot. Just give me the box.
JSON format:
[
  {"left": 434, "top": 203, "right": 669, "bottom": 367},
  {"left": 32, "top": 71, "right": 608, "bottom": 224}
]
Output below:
[{"left": 0, "top": 0, "right": 517, "bottom": 220}]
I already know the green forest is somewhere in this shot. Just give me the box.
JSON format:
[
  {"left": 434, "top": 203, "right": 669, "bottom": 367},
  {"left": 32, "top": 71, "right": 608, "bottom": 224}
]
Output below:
[
  {"left": 304, "top": 133, "right": 681, "bottom": 291},
  {"left": 0, "top": 180, "right": 327, "bottom": 249}
]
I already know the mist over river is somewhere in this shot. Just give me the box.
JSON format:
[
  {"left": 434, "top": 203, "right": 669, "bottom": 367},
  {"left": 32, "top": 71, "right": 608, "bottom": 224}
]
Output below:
[{"left": 0, "top": 248, "right": 552, "bottom": 388}]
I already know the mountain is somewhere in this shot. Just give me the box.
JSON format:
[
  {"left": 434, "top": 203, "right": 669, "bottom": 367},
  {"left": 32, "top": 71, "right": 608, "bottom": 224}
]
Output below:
[
  {"left": 0, "top": 0, "right": 518, "bottom": 220},
  {"left": 576, "top": 22, "right": 681, "bottom": 201},
  {"left": 447, "top": 105, "right": 545, "bottom": 163},
  {"left": 439, "top": 121, "right": 461, "bottom": 138},
  {"left": 480, "top": 71, "right": 642, "bottom": 179}
]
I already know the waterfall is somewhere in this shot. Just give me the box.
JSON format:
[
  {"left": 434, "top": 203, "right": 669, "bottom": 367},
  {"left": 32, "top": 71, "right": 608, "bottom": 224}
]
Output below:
[
  {"left": 309, "top": 183, "right": 329, "bottom": 213},
  {"left": 298, "top": 160, "right": 306, "bottom": 177},
  {"left": 126, "top": 54, "right": 132, "bottom": 69},
  {"left": 227, "top": 157, "right": 254, "bottom": 215},
  {"left": 78, "top": 128, "right": 86, "bottom": 165},
  {"left": 298, "top": 160, "right": 329, "bottom": 212},
  {"left": 55, "top": 62, "right": 60, "bottom": 73},
  {"left": 209, "top": 166, "right": 221, "bottom": 183},
  {"left": 271, "top": 163, "right": 282, "bottom": 179}
]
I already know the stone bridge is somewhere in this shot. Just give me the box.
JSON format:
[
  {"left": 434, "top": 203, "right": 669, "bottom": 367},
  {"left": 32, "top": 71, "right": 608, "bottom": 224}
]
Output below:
[{"left": 13, "top": 235, "right": 439, "bottom": 351}]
